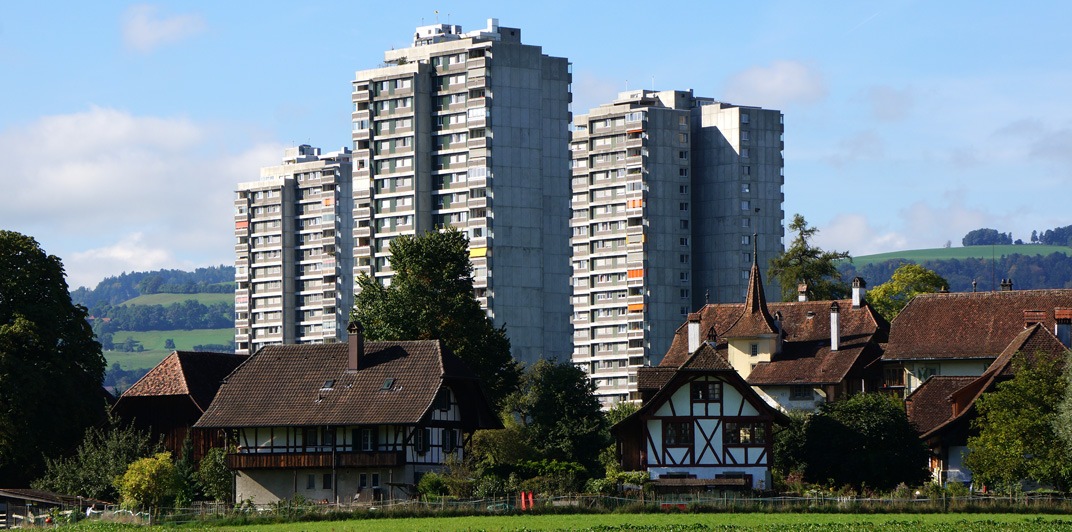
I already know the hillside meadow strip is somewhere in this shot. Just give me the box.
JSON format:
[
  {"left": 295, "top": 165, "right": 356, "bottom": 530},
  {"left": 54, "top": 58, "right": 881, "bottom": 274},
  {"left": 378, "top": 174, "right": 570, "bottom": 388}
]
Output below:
[{"left": 851, "top": 245, "right": 1071, "bottom": 267}]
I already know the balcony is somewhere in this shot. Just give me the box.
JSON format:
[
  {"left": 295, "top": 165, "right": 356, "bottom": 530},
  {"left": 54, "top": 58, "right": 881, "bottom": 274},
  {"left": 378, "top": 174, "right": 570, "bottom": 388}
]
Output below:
[{"left": 227, "top": 450, "right": 404, "bottom": 470}]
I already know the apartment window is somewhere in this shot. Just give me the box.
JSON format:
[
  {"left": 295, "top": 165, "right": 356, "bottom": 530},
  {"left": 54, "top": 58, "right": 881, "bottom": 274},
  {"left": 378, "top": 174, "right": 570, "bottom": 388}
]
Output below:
[
  {"left": 678, "top": 150, "right": 689, "bottom": 160},
  {"left": 680, "top": 237, "right": 689, "bottom": 246},
  {"left": 742, "top": 270, "right": 750, "bottom": 280},
  {"left": 679, "top": 185, "right": 689, "bottom": 194},
  {"left": 679, "top": 168, "right": 689, "bottom": 177},
  {"left": 680, "top": 219, "right": 690, "bottom": 230},
  {"left": 741, "top": 183, "right": 750, "bottom": 193},
  {"left": 742, "top": 217, "right": 751, "bottom": 228},
  {"left": 691, "top": 382, "right": 722, "bottom": 402},
  {"left": 741, "top": 200, "right": 751, "bottom": 211},
  {"left": 741, "top": 113, "right": 750, "bottom": 124},
  {"left": 680, "top": 272, "right": 689, "bottom": 283},
  {"left": 740, "top": 148, "right": 750, "bottom": 159},
  {"left": 743, "top": 166, "right": 751, "bottom": 176},
  {"left": 741, "top": 235, "right": 751, "bottom": 245},
  {"left": 664, "top": 421, "right": 693, "bottom": 447},
  {"left": 678, "top": 133, "right": 689, "bottom": 143},
  {"left": 743, "top": 252, "right": 751, "bottom": 262},
  {"left": 679, "top": 202, "right": 689, "bottom": 212},
  {"left": 679, "top": 254, "right": 690, "bottom": 264},
  {"left": 680, "top": 306, "right": 689, "bottom": 316},
  {"left": 680, "top": 288, "right": 690, "bottom": 300},
  {"left": 750, "top": 343, "right": 759, "bottom": 356},
  {"left": 741, "top": 130, "right": 750, "bottom": 142}
]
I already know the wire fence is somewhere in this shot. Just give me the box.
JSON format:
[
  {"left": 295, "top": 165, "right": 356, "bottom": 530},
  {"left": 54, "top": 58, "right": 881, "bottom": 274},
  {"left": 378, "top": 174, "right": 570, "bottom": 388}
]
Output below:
[{"left": 52, "top": 492, "right": 1072, "bottom": 527}]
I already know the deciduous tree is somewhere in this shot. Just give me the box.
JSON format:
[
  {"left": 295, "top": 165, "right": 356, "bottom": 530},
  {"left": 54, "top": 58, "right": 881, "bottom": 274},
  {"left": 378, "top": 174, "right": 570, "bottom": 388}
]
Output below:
[
  {"left": 768, "top": 214, "right": 851, "bottom": 302},
  {"left": 352, "top": 228, "right": 520, "bottom": 407},
  {"left": 116, "top": 452, "right": 177, "bottom": 510},
  {"left": 967, "top": 352, "right": 1071, "bottom": 492},
  {"left": 0, "top": 230, "right": 107, "bottom": 486},
  {"left": 198, "top": 447, "right": 233, "bottom": 502},
  {"left": 866, "top": 263, "right": 948, "bottom": 321}
]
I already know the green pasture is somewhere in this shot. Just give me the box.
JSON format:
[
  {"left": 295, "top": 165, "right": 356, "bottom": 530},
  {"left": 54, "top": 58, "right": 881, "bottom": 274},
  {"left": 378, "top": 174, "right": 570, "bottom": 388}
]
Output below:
[
  {"left": 851, "top": 245, "right": 1071, "bottom": 267},
  {"left": 68, "top": 512, "right": 1072, "bottom": 531},
  {"left": 120, "top": 292, "right": 234, "bottom": 306},
  {"left": 104, "top": 328, "right": 234, "bottom": 370}
]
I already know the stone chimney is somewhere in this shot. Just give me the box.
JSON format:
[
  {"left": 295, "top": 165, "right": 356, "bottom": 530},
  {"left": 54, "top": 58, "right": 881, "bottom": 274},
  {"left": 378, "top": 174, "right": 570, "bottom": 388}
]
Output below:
[
  {"left": 797, "top": 283, "right": 808, "bottom": 302},
  {"left": 1000, "top": 278, "right": 1014, "bottom": 291},
  {"left": 347, "top": 320, "right": 365, "bottom": 372},
  {"left": 851, "top": 277, "right": 866, "bottom": 308},
  {"left": 830, "top": 302, "right": 840, "bottom": 351},
  {"left": 687, "top": 312, "right": 701, "bottom": 354},
  {"left": 773, "top": 311, "right": 784, "bottom": 355}
]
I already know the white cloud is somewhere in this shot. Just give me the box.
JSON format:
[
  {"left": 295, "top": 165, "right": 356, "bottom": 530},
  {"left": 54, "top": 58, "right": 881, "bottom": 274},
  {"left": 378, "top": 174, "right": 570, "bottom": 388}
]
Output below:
[
  {"left": 0, "top": 107, "right": 282, "bottom": 289},
  {"left": 122, "top": 4, "right": 206, "bottom": 53},
  {"left": 723, "top": 60, "right": 827, "bottom": 108},
  {"left": 824, "top": 130, "right": 885, "bottom": 167},
  {"left": 814, "top": 213, "right": 909, "bottom": 257},
  {"left": 865, "top": 86, "right": 913, "bottom": 122}
]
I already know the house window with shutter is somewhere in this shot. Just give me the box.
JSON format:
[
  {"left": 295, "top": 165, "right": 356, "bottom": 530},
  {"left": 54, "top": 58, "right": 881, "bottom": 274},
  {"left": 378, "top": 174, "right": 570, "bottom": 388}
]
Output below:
[
  {"left": 358, "top": 428, "right": 376, "bottom": 451},
  {"left": 443, "top": 428, "right": 457, "bottom": 453},
  {"left": 414, "top": 427, "right": 430, "bottom": 454}
]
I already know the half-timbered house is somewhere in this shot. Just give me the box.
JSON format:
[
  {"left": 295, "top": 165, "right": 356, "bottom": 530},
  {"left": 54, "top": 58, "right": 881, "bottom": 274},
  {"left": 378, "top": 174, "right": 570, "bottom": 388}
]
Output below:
[
  {"left": 613, "top": 341, "right": 787, "bottom": 492},
  {"left": 194, "top": 322, "right": 501, "bottom": 503}
]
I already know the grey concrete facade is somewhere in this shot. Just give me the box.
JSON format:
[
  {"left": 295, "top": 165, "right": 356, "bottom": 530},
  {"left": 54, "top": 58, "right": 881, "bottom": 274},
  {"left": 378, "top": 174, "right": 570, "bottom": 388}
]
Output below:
[
  {"left": 350, "top": 19, "right": 572, "bottom": 366},
  {"left": 570, "top": 90, "right": 784, "bottom": 407},
  {"left": 234, "top": 145, "right": 353, "bottom": 355}
]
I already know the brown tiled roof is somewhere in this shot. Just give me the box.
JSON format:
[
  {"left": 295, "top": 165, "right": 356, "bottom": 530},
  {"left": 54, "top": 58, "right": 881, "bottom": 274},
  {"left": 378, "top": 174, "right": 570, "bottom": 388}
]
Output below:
[
  {"left": 663, "top": 300, "right": 886, "bottom": 368},
  {"left": 747, "top": 334, "right": 883, "bottom": 386},
  {"left": 884, "top": 289, "right": 1072, "bottom": 361},
  {"left": 636, "top": 367, "right": 677, "bottom": 394},
  {"left": 905, "top": 376, "right": 976, "bottom": 435},
  {"left": 119, "top": 351, "right": 247, "bottom": 411},
  {"left": 916, "top": 324, "right": 1069, "bottom": 440},
  {"left": 194, "top": 341, "right": 500, "bottom": 430}
]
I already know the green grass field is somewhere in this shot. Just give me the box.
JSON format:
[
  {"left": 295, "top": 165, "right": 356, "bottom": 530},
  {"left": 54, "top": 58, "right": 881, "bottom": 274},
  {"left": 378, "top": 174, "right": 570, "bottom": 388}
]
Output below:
[
  {"left": 120, "top": 292, "right": 234, "bottom": 306},
  {"left": 69, "top": 513, "right": 1072, "bottom": 531},
  {"left": 852, "top": 245, "right": 1072, "bottom": 267},
  {"left": 104, "top": 328, "right": 233, "bottom": 370}
]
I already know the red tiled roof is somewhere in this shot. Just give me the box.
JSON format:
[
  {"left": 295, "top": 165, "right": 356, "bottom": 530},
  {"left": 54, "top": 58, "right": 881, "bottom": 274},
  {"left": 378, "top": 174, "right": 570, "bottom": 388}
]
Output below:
[
  {"left": 905, "top": 376, "right": 976, "bottom": 435},
  {"left": 916, "top": 324, "right": 1069, "bottom": 440},
  {"left": 884, "top": 289, "right": 1072, "bottom": 361},
  {"left": 119, "top": 351, "right": 247, "bottom": 411},
  {"left": 194, "top": 341, "right": 500, "bottom": 430}
]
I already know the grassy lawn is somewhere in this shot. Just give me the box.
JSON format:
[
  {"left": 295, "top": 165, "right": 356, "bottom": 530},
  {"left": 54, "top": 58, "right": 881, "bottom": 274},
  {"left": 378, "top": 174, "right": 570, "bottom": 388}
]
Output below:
[
  {"left": 104, "top": 328, "right": 233, "bottom": 370},
  {"left": 852, "top": 245, "right": 1071, "bottom": 267},
  {"left": 68, "top": 513, "right": 1072, "bottom": 531},
  {"left": 120, "top": 292, "right": 234, "bottom": 306}
]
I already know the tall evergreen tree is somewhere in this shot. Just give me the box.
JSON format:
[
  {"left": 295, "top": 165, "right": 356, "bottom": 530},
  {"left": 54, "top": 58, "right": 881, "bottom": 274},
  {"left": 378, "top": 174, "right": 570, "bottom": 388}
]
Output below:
[
  {"left": 352, "top": 228, "right": 520, "bottom": 407},
  {"left": 768, "top": 214, "right": 851, "bottom": 302},
  {"left": 0, "top": 230, "right": 107, "bottom": 486}
]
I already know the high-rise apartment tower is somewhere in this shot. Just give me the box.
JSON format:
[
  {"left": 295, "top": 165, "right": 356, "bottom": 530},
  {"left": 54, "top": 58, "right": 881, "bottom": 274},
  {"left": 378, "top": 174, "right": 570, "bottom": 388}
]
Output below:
[
  {"left": 235, "top": 145, "right": 354, "bottom": 355},
  {"left": 350, "top": 19, "right": 573, "bottom": 365},
  {"left": 569, "top": 90, "right": 784, "bottom": 407}
]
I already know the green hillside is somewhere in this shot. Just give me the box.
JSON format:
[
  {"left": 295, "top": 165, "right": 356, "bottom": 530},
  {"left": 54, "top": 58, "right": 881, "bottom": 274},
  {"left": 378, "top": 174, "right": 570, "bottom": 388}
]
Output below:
[
  {"left": 120, "top": 292, "right": 234, "bottom": 306},
  {"left": 852, "top": 245, "right": 1071, "bottom": 267},
  {"left": 105, "top": 328, "right": 234, "bottom": 370}
]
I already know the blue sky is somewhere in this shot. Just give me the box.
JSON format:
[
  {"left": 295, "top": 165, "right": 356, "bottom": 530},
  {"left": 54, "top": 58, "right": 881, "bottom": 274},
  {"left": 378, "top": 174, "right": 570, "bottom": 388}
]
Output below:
[{"left": 3, "top": 1, "right": 1071, "bottom": 289}]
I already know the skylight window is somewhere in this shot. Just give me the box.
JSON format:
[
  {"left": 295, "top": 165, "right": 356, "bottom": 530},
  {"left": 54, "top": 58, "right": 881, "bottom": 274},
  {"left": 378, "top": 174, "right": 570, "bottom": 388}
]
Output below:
[
  {"left": 321, "top": 379, "right": 335, "bottom": 390},
  {"left": 381, "top": 378, "right": 395, "bottom": 390}
]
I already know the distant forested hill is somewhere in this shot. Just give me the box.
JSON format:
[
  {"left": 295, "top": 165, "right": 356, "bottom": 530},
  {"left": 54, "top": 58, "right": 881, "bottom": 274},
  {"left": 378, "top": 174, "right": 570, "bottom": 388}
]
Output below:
[
  {"left": 70, "top": 265, "right": 235, "bottom": 308},
  {"left": 840, "top": 250, "right": 1072, "bottom": 292}
]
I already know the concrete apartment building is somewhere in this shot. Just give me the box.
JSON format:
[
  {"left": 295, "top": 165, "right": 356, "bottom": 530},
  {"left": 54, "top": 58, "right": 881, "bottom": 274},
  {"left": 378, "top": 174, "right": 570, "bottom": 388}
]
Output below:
[
  {"left": 569, "top": 90, "right": 784, "bottom": 406},
  {"left": 234, "top": 145, "right": 354, "bottom": 355},
  {"left": 349, "top": 19, "right": 573, "bottom": 365}
]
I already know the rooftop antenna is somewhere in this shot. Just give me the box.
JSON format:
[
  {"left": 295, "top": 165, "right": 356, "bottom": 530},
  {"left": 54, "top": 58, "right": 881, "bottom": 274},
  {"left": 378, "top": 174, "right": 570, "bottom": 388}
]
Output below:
[
  {"left": 651, "top": 76, "right": 655, "bottom": 91},
  {"left": 434, "top": 10, "right": 439, "bottom": 23}
]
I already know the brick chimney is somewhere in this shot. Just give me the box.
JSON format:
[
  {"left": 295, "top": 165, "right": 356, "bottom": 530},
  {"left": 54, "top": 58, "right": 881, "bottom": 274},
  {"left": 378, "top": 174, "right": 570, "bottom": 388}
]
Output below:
[
  {"left": 851, "top": 277, "right": 866, "bottom": 308},
  {"left": 773, "top": 311, "right": 784, "bottom": 354},
  {"left": 830, "top": 302, "right": 840, "bottom": 351},
  {"left": 797, "top": 283, "right": 808, "bottom": 302},
  {"left": 347, "top": 320, "right": 365, "bottom": 372},
  {"left": 687, "top": 312, "right": 701, "bottom": 354},
  {"left": 1023, "top": 310, "right": 1046, "bottom": 328}
]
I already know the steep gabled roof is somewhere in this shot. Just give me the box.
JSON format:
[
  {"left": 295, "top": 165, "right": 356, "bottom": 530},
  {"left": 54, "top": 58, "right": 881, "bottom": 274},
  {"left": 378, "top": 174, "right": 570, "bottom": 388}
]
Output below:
[
  {"left": 117, "top": 351, "right": 247, "bottom": 412},
  {"left": 905, "top": 376, "right": 976, "bottom": 436},
  {"left": 722, "top": 252, "right": 778, "bottom": 339},
  {"left": 910, "top": 324, "right": 1069, "bottom": 440},
  {"left": 884, "top": 289, "right": 1072, "bottom": 361},
  {"left": 194, "top": 341, "right": 500, "bottom": 430}
]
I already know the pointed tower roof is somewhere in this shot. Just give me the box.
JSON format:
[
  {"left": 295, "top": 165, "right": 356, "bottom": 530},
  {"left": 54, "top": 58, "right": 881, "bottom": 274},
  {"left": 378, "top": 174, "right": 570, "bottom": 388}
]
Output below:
[{"left": 724, "top": 234, "right": 778, "bottom": 337}]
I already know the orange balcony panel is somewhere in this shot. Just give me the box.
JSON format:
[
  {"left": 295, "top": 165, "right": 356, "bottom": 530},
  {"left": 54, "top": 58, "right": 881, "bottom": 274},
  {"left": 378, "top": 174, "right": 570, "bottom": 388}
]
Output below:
[
  {"left": 627, "top": 269, "right": 644, "bottom": 279},
  {"left": 627, "top": 303, "right": 644, "bottom": 312}
]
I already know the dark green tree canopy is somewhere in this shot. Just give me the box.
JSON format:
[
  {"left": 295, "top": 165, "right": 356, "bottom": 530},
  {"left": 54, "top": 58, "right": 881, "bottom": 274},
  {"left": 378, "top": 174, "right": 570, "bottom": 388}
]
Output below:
[
  {"left": 866, "top": 263, "right": 949, "bottom": 321},
  {"left": 0, "top": 230, "right": 107, "bottom": 486},
  {"left": 968, "top": 352, "right": 1071, "bottom": 492},
  {"left": 962, "top": 228, "right": 1013, "bottom": 246},
  {"left": 352, "top": 228, "right": 520, "bottom": 407},
  {"left": 768, "top": 214, "right": 851, "bottom": 302},
  {"left": 503, "top": 359, "right": 608, "bottom": 477},
  {"left": 782, "top": 393, "right": 929, "bottom": 490}
]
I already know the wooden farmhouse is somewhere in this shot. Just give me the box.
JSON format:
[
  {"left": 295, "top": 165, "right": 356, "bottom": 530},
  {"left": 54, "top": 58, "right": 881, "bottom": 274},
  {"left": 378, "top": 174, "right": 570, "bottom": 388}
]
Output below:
[{"left": 194, "top": 322, "right": 500, "bottom": 503}]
